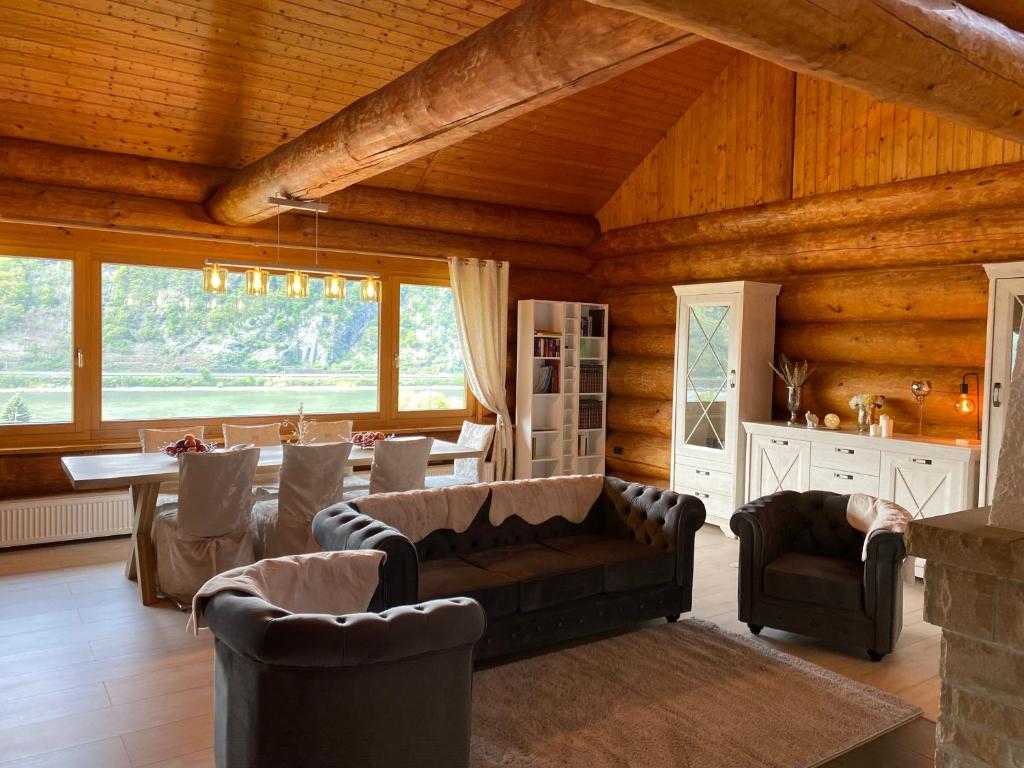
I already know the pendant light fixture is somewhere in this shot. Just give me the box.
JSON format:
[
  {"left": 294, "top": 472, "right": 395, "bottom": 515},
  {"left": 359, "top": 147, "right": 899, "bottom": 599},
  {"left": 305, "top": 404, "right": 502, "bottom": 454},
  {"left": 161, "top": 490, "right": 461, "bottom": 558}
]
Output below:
[
  {"left": 284, "top": 269, "right": 310, "bottom": 298},
  {"left": 360, "top": 277, "right": 382, "bottom": 302},
  {"left": 202, "top": 263, "right": 227, "bottom": 293},
  {"left": 324, "top": 273, "right": 346, "bottom": 300},
  {"left": 244, "top": 266, "right": 269, "bottom": 295}
]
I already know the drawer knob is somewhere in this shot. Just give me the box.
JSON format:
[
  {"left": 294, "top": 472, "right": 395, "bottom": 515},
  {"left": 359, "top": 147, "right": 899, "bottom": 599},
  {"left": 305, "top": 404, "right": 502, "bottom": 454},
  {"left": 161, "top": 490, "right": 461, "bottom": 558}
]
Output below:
[
  {"left": 770, "top": 439, "right": 789, "bottom": 446},
  {"left": 835, "top": 448, "right": 854, "bottom": 454},
  {"left": 912, "top": 458, "right": 932, "bottom": 465},
  {"left": 835, "top": 472, "right": 853, "bottom": 480}
]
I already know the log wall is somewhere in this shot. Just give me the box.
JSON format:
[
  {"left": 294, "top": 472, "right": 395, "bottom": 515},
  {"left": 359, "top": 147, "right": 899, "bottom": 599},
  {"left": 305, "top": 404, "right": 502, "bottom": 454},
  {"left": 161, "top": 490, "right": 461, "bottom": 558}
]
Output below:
[{"left": 596, "top": 53, "right": 796, "bottom": 230}]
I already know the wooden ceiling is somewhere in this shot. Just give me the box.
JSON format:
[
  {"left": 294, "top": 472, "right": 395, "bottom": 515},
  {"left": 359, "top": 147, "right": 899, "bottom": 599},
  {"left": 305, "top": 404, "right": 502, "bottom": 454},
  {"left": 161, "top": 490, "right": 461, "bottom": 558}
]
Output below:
[{"left": 0, "top": 0, "right": 733, "bottom": 214}]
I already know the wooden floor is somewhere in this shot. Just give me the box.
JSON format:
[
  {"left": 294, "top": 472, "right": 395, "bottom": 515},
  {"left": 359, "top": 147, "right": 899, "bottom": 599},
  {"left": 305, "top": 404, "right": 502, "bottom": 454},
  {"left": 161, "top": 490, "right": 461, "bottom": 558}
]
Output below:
[{"left": 0, "top": 525, "right": 940, "bottom": 767}]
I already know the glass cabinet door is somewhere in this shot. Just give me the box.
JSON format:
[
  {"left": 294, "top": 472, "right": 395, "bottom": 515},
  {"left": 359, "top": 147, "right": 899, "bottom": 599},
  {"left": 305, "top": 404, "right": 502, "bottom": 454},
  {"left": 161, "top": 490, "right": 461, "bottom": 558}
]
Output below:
[
  {"left": 985, "top": 278, "right": 1024, "bottom": 501},
  {"left": 681, "top": 300, "right": 735, "bottom": 456}
]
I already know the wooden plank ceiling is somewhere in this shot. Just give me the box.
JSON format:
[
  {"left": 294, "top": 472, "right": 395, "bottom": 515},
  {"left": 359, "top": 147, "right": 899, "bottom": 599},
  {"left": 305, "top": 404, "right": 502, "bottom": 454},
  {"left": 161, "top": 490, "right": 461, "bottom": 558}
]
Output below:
[{"left": 0, "top": 0, "right": 734, "bottom": 214}]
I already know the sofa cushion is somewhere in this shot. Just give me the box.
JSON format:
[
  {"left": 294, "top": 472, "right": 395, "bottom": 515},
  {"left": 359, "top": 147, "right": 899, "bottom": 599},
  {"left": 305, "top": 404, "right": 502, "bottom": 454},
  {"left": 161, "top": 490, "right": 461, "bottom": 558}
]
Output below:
[
  {"left": 417, "top": 557, "right": 519, "bottom": 618},
  {"left": 462, "top": 543, "right": 603, "bottom": 613},
  {"left": 763, "top": 552, "right": 864, "bottom": 613},
  {"left": 542, "top": 535, "right": 675, "bottom": 592}
]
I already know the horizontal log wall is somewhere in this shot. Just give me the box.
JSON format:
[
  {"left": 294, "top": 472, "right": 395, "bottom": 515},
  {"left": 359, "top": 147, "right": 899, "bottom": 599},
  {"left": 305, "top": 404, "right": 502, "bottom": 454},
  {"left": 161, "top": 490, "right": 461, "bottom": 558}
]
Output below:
[
  {"left": 792, "top": 74, "right": 1024, "bottom": 198},
  {"left": 596, "top": 53, "right": 795, "bottom": 230}
]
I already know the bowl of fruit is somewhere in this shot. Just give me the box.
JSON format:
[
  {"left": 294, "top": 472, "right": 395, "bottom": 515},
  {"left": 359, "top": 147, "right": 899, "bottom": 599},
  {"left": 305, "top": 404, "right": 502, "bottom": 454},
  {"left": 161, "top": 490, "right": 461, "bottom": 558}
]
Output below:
[
  {"left": 352, "top": 431, "right": 388, "bottom": 448},
  {"left": 163, "top": 434, "right": 209, "bottom": 457}
]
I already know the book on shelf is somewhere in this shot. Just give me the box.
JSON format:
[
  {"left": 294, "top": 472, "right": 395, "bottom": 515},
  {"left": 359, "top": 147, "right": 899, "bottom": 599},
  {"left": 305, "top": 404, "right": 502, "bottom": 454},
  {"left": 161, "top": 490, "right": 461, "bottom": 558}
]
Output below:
[
  {"left": 533, "top": 336, "right": 561, "bottom": 358},
  {"left": 532, "top": 361, "right": 560, "bottom": 394},
  {"left": 581, "top": 309, "right": 605, "bottom": 338},
  {"left": 578, "top": 399, "right": 603, "bottom": 430},
  {"left": 579, "top": 363, "right": 603, "bottom": 394}
]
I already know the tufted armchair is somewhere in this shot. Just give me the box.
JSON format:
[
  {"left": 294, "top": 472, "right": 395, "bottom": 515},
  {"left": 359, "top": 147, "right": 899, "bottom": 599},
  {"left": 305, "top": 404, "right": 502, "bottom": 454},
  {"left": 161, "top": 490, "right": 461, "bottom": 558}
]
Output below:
[
  {"left": 314, "top": 476, "right": 706, "bottom": 660},
  {"left": 731, "top": 490, "right": 906, "bottom": 661},
  {"left": 202, "top": 590, "right": 486, "bottom": 768}
]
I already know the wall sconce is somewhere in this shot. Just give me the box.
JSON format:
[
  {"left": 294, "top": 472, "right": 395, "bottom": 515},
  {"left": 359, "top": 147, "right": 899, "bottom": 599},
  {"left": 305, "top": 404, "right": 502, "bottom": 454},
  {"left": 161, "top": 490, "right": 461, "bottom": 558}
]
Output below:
[{"left": 954, "top": 372, "right": 981, "bottom": 439}]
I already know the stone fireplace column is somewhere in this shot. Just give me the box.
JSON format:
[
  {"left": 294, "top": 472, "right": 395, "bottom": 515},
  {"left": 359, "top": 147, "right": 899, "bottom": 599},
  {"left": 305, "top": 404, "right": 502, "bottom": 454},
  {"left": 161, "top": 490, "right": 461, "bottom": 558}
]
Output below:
[{"left": 907, "top": 512, "right": 1024, "bottom": 766}]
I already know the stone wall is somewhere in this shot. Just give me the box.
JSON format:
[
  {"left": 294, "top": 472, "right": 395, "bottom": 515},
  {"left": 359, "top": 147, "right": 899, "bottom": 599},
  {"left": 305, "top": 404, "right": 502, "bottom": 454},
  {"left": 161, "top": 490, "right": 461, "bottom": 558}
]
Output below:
[{"left": 907, "top": 507, "right": 1024, "bottom": 767}]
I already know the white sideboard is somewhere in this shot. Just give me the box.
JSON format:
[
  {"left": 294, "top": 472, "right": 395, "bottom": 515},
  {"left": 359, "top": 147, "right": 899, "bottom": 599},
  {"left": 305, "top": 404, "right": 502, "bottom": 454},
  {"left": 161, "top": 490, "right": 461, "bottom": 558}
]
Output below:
[{"left": 743, "top": 421, "right": 980, "bottom": 578}]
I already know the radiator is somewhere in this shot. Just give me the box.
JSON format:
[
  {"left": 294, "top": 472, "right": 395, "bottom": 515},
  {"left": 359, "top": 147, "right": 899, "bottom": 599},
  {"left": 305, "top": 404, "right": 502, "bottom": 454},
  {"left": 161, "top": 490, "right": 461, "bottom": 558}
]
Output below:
[{"left": 0, "top": 492, "right": 133, "bottom": 548}]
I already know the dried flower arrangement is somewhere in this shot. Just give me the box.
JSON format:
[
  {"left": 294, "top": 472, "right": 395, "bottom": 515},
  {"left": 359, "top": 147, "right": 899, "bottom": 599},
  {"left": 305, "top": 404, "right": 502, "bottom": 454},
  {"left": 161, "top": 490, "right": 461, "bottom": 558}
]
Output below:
[{"left": 769, "top": 354, "right": 815, "bottom": 387}]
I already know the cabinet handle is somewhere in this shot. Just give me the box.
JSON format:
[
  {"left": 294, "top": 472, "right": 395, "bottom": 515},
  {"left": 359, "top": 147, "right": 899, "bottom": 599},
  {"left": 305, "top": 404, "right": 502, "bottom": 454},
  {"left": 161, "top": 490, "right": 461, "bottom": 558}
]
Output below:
[
  {"left": 695, "top": 469, "right": 710, "bottom": 476},
  {"left": 835, "top": 447, "right": 854, "bottom": 454},
  {"left": 770, "top": 439, "right": 789, "bottom": 446},
  {"left": 694, "top": 491, "right": 710, "bottom": 499},
  {"left": 994, "top": 382, "right": 1002, "bottom": 408},
  {"left": 912, "top": 458, "right": 933, "bottom": 465},
  {"left": 834, "top": 472, "right": 854, "bottom": 480},
  {"left": 729, "top": 369, "right": 736, "bottom": 389}
]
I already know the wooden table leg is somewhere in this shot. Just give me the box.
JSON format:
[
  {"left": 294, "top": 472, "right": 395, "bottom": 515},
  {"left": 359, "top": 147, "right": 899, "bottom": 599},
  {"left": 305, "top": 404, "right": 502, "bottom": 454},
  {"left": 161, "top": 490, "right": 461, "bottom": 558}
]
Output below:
[
  {"left": 125, "top": 485, "right": 140, "bottom": 581},
  {"left": 127, "top": 482, "right": 161, "bottom": 605}
]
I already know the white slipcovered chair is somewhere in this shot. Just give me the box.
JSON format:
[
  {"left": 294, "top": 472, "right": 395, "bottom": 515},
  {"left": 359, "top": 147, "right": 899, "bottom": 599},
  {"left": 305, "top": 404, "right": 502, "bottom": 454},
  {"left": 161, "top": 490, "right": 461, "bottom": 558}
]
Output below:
[
  {"left": 252, "top": 442, "right": 352, "bottom": 559},
  {"left": 152, "top": 447, "right": 260, "bottom": 605},
  {"left": 223, "top": 422, "right": 282, "bottom": 496},
  {"left": 426, "top": 421, "right": 496, "bottom": 488},
  {"left": 304, "top": 420, "right": 353, "bottom": 443},
  {"left": 138, "top": 425, "right": 207, "bottom": 512},
  {"left": 346, "top": 437, "right": 434, "bottom": 498}
]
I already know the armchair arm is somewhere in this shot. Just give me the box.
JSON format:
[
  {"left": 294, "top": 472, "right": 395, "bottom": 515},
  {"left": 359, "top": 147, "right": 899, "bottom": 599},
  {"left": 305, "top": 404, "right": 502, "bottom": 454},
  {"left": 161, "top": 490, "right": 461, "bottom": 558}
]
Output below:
[
  {"left": 204, "top": 592, "right": 486, "bottom": 668},
  {"left": 864, "top": 529, "right": 907, "bottom": 654},
  {"left": 313, "top": 503, "right": 418, "bottom": 607}
]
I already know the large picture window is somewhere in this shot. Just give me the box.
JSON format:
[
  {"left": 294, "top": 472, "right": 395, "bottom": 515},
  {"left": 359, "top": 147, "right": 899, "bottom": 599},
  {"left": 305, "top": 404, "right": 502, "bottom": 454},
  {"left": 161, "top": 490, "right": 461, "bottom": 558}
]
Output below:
[
  {"left": 101, "top": 264, "right": 380, "bottom": 420},
  {"left": 0, "top": 255, "right": 74, "bottom": 425},
  {"left": 398, "top": 282, "right": 467, "bottom": 411}
]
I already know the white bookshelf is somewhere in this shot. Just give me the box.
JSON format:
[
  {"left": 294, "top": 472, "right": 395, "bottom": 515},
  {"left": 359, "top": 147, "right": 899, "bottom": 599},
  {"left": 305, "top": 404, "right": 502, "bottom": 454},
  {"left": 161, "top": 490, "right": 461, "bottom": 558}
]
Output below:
[{"left": 515, "top": 299, "right": 607, "bottom": 479}]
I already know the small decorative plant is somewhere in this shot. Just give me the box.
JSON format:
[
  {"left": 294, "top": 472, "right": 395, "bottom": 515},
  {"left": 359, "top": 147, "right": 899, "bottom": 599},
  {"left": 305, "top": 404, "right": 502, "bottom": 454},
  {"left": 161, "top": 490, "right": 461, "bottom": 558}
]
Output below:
[
  {"left": 769, "top": 354, "right": 815, "bottom": 425},
  {"left": 849, "top": 394, "right": 885, "bottom": 432}
]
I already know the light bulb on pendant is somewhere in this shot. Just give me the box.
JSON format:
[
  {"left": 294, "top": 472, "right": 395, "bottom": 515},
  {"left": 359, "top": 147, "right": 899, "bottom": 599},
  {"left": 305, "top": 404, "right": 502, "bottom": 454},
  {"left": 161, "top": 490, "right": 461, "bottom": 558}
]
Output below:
[
  {"left": 954, "top": 393, "right": 975, "bottom": 415},
  {"left": 285, "top": 270, "right": 309, "bottom": 298},
  {"left": 360, "top": 277, "right": 381, "bottom": 302},
  {"left": 245, "top": 267, "right": 269, "bottom": 295},
  {"left": 202, "top": 264, "right": 227, "bottom": 293},
  {"left": 324, "top": 274, "right": 346, "bottom": 300}
]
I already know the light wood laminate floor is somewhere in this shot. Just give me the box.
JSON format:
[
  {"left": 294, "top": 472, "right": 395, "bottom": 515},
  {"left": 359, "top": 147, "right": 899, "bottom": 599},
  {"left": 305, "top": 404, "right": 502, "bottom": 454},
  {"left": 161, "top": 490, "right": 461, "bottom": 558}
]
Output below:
[{"left": 0, "top": 526, "right": 939, "bottom": 767}]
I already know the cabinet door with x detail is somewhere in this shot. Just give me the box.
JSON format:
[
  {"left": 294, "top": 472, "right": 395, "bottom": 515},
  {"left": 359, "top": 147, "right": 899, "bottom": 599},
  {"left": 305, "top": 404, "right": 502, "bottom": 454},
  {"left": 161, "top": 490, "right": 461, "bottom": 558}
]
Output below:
[
  {"left": 747, "top": 434, "right": 811, "bottom": 501},
  {"left": 879, "top": 453, "right": 965, "bottom": 521}
]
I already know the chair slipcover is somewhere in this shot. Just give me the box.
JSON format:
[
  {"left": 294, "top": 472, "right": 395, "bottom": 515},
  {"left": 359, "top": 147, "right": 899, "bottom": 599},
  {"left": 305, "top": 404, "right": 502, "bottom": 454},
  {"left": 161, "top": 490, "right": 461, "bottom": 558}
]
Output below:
[
  {"left": 426, "top": 421, "right": 495, "bottom": 488},
  {"left": 222, "top": 423, "right": 282, "bottom": 447},
  {"left": 252, "top": 442, "right": 352, "bottom": 559},
  {"left": 152, "top": 447, "right": 259, "bottom": 604},
  {"left": 138, "top": 425, "right": 207, "bottom": 511},
  {"left": 368, "top": 437, "right": 434, "bottom": 495},
  {"left": 304, "top": 420, "right": 353, "bottom": 443}
]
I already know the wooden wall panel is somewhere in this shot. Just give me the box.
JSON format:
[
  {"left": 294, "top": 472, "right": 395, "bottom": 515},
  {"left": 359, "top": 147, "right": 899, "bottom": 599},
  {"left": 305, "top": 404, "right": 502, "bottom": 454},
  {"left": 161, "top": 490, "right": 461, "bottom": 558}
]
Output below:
[
  {"left": 597, "top": 53, "right": 795, "bottom": 230},
  {"left": 792, "top": 74, "right": 1024, "bottom": 198}
]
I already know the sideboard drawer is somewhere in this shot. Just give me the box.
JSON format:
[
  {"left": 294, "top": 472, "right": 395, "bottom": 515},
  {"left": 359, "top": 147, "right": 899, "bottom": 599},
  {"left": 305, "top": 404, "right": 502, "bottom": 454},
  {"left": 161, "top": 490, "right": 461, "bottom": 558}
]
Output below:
[
  {"left": 687, "top": 488, "right": 734, "bottom": 524},
  {"left": 674, "top": 460, "right": 734, "bottom": 496},
  {"left": 811, "top": 443, "right": 881, "bottom": 476},
  {"left": 809, "top": 465, "right": 880, "bottom": 496}
]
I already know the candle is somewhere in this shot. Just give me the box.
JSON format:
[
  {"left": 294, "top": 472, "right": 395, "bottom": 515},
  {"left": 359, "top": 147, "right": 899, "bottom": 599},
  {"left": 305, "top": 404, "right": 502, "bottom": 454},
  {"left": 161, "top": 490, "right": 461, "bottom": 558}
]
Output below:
[
  {"left": 869, "top": 424, "right": 881, "bottom": 437},
  {"left": 879, "top": 414, "right": 894, "bottom": 438}
]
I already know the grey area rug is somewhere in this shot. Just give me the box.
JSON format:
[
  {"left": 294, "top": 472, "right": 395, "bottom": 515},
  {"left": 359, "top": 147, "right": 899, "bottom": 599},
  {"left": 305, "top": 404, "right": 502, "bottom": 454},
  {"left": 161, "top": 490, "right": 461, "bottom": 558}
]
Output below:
[{"left": 470, "top": 619, "right": 921, "bottom": 768}]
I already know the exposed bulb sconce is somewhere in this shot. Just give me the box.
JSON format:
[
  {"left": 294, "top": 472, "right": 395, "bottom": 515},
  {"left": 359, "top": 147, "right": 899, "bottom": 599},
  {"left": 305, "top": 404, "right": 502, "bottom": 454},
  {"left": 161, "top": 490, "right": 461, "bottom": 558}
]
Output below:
[
  {"left": 954, "top": 372, "right": 981, "bottom": 439},
  {"left": 202, "top": 264, "right": 227, "bottom": 293},
  {"left": 360, "top": 277, "right": 382, "bottom": 302}
]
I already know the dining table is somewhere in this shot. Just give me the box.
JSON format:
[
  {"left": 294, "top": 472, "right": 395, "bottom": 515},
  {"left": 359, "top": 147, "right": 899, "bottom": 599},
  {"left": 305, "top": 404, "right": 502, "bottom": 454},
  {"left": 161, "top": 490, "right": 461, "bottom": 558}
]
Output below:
[{"left": 61, "top": 440, "right": 485, "bottom": 605}]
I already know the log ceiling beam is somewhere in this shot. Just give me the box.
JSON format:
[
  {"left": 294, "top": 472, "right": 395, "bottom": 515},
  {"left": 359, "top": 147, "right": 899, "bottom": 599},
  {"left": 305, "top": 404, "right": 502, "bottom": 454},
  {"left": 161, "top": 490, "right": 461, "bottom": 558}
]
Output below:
[
  {"left": 0, "top": 138, "right": 598, "bottom": 248},
  {"left": 586, "top": 0, "right": 1024, "bottom": 145},
  {"left": 205, "top": 0, "right": 696, "bottom": 226},
  {"left": 0, "top": 181, "right": 590, "bottom": 273}
]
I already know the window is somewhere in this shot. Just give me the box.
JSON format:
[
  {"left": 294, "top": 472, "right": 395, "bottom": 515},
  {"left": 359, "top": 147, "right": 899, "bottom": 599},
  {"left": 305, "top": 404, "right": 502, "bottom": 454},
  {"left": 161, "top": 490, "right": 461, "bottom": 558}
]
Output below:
[
  {"left": 0, "top": 255, "right": 74, "bottom": 425},
  {"left": 101, "top": 264, "right": 379, "bottom": 421},
  {"left": 398, "top": 282, "right": 467, "bottom": 411}
]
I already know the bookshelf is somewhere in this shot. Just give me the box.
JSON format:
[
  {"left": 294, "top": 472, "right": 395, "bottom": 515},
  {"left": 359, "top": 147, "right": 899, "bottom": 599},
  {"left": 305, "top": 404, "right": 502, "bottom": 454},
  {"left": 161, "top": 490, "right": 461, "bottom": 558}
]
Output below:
[{"left": 515, "top": 299, "right": 607, "bottom": 479}]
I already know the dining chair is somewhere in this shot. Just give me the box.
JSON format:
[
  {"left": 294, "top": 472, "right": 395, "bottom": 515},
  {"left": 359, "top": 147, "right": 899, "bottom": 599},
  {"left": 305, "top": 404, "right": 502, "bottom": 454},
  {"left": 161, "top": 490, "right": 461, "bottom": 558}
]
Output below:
[
  {"left": 252, "top": 442, "right": 352, "bottom": 559},
  {"left": 426, "top": 421, "right": 496, "bottom": 488},
  {"left": 303, "top": 420, "right": 353, "bottom": 443},
  {"left": 223, "top": 423, "right": 282, "bottom": 497},
  {"left": 151, "top": 446, "right": 260, "bottom": 605},
  {"left": 138, "top": 426, "right": 207, "bottom": 511},
  {"left": 362, "top": 437, "right": 434, "bottom": 496}
]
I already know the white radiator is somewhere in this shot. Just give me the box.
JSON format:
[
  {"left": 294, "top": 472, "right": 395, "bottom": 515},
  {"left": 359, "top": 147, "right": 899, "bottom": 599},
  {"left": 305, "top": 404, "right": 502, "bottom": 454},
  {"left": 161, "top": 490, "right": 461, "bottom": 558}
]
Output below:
[{"left": 0, "top": 492, "right": 133, "bottom": 548}]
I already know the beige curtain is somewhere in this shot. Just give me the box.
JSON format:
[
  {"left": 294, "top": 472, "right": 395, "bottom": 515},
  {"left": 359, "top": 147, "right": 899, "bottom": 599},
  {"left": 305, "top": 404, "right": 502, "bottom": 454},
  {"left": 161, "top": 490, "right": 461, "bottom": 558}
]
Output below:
[{"left": 448, "top": 258, "right": 513, "bottom": 480}]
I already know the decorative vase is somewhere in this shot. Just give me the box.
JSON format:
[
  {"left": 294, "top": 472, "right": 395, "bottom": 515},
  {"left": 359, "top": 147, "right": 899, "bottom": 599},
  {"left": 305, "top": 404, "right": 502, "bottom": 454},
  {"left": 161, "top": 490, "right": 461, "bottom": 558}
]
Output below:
[
  {"left": 786, "top": 385, "right": 802, "bottom": 426},
  {"left": 856, "top": 405, "right": 871, "bottom": 433}
]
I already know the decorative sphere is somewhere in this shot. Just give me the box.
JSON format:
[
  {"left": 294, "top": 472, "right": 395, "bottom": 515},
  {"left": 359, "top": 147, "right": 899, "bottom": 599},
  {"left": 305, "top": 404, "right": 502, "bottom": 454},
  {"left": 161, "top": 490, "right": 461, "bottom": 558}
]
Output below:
[{"left": 823, "top": 413, "right": 841, "bottom": 429}]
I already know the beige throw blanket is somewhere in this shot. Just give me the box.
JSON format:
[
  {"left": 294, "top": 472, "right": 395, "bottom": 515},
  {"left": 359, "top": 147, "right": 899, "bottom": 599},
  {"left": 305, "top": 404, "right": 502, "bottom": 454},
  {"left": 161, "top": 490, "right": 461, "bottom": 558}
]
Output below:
[
  {"left": 489, "top": 474, "right": 605, "bottom": 527},
  {"left": 354, "top": 484, "right": 491, "bottom": 542},
  {"left": 188, "top": 549, "right": 385, "bottom": 634},
  {"left": 846, "top": 493, "right": 913, "bottom": 561}
]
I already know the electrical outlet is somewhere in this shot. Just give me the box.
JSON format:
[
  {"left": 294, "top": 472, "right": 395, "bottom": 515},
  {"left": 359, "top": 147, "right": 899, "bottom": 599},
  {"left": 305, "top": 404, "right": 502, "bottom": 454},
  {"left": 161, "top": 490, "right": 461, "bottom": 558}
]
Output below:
[{"left": 613, "top": 445, "right": 623, "bottom": 455}]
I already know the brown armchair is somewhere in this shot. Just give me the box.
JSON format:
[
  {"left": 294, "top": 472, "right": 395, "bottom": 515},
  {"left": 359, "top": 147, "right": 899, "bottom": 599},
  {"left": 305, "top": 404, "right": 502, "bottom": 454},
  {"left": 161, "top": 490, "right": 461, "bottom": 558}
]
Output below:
[{"left": 730, "top": 490, "right": 906, "bottom": 661}]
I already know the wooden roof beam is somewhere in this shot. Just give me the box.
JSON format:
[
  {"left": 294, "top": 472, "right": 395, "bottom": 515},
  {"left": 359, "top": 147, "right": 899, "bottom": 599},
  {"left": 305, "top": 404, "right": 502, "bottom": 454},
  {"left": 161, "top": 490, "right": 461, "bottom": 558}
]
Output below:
[
  {"left": 586, "top": 0, "right": 1024, "bottom": 145},
  {"left": 205, "top": 0, "right": 695, "bottom": 226}
]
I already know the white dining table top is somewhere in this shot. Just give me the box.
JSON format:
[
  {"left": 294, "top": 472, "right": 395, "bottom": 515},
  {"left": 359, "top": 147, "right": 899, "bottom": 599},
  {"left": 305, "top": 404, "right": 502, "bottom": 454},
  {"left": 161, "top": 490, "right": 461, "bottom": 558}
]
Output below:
[{"left": 61, "top": 440, "right": 482, "bottom": 491}]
